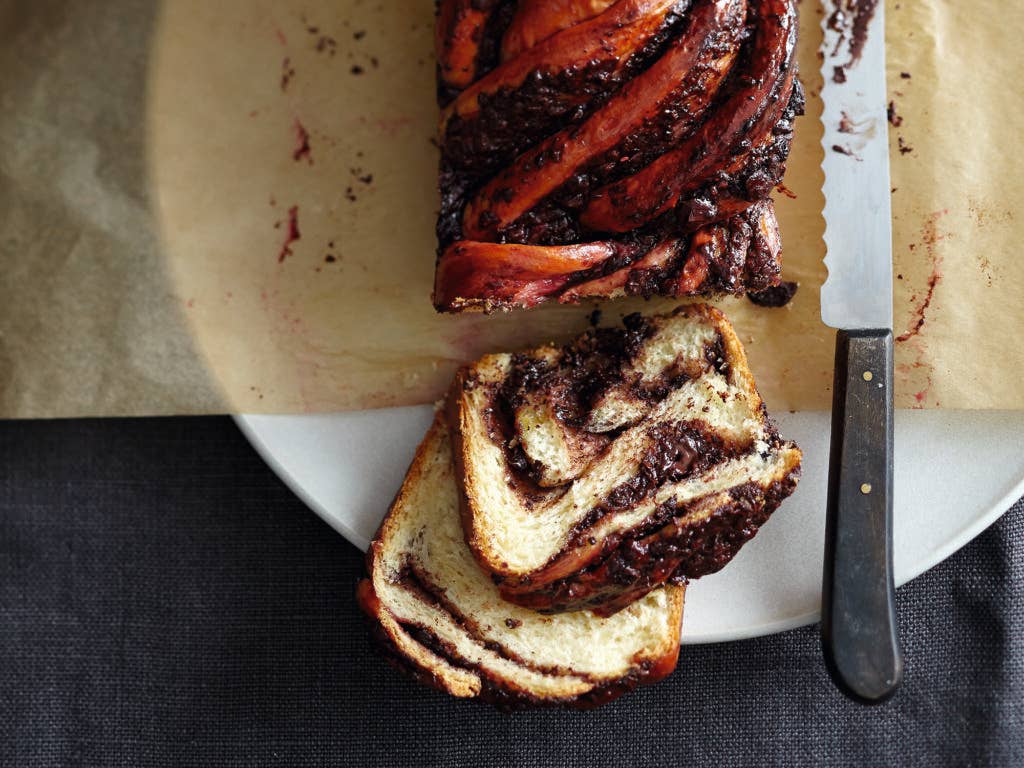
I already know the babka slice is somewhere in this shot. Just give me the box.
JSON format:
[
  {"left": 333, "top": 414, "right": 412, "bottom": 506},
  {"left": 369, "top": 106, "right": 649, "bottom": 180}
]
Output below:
[
  {"left": 449, "top": 304, "right": 801, "bottom": 615},
  {"left": 357, "top": 414, "right": 685, "bottom": 709}
]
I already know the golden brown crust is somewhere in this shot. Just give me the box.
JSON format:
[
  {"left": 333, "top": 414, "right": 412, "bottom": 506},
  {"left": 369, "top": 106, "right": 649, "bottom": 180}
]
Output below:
[
  {"left": 436, "top": 0, "right": 493, "bottom": 90},
  {"left": 579, "top": 0, "right": 799, "bottom": 232},
  {"left": 500, "top": 0, "right": 617, "bottom": 62},
  {"left": 433, "top": 0, "right": 803, "bottom": 313},
  {"left": 446, "top": 379, "right": 493, "bottom": 571},
  {"left": 432, "top": 203, "right": 785, "bottom": 313},
  {"left": 463, "top": 0, "right": 746, "bottom": 242},
  {"left": 440, "top": 0, "right": 681, "bottom": 133}
]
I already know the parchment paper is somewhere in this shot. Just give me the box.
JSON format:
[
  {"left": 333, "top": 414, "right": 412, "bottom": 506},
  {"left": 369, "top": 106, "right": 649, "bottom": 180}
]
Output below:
[
  {"left": 1, "top": 0, "right": 1021, "bottom": 418},
  {"left": 0, "top": 0, "right": 226, "bottom": 417}
]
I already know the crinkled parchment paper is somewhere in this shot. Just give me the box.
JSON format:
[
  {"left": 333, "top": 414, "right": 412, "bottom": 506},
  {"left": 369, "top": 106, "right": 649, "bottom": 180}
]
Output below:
[
  {"left": 0, "top": 1, "right": 224, "bottom": 417},
  {"left": 0, "top": 0, "right": 1020, "bottom": 417}
]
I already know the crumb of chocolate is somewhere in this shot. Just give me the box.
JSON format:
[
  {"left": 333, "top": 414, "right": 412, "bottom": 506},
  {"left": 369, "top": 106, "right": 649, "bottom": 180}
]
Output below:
[
  {"left": 350, "top": 64, "right": 364, "bottom": 75},
  {"left": 747, "top": 281, "right": 799, "bottom": 308},
  {"left": 832, "top": 66, "right": 846, "bottom": 84},
  {"left": 887, "top": 101, "right": 903, "bottom": 127},
  {"left": 504, "top": 618, "right": 522, "bottom": 629},
  {"left": 358, "top": 174, "right": 373, "bottom": 185},
  {"left": 898, "top": 136, "right": 913, "bottom": 154},
  {"left": 370, "top": 56, "right": 380, "bottom": 69},
  {"left": 325, "top": 254, "right": 337, "bottom": 263},
  {"left": 353, "top": 30, "right": 366, "bottom": 40},
  {"left": 345, "top": 187, "right": 357, "bottom": 202},
  {"left": 897, "top": 269, "right": 939, "bottom": 342},
  {"left": 280, "top": 58, "right": 295, "bottom": 91},
  {"left": 316, "top": 36, "right": 338, "bottom": 55},
  {"left": 900, "top": 71, "right": 912, "bottom": 79}
]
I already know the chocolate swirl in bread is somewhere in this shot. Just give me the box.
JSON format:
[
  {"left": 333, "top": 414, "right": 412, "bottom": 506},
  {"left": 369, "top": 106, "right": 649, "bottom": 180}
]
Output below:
[
  {"left": 357, "top": 414, "right": 684, "bottom": 709},
  {"left": 449, "top": 304, "right": 802, "bottom": 614},
  {"left": 432, "top": 0, "right": 804, "bottom": 312}
]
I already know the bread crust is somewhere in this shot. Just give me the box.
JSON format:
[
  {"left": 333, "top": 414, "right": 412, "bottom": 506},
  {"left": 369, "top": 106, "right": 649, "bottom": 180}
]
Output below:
[
  {"left": 433, "top": 0, "right": 803, "bottom": 312},
  {"left": 358, "top": 574, "right": 683, "bottom": 710}
]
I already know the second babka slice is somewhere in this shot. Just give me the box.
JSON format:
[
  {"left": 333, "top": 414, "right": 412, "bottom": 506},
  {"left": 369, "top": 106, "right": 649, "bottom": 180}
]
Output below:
[{"left": 449, "top": 304, "right": 802, "bottom": 615}]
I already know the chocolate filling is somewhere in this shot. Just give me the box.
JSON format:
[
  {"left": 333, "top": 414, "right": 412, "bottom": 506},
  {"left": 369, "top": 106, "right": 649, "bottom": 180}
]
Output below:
[
  {"left": 361, "top": 584, "right": 676, "bottom": 711},
  {"left": 501, "top": 471, "right": 800, "bottom": 615},
  {"left": 396, "top": 558, "right": 596, "bottom": 680},
  {"left": 486, "top": 314, "right": 663, "bottom": 488},
  {"left": 603, "top": 422, "right": 738, "bottom": 512},
  {"left": 483, "top": 318, "right": 738, "bottom": 496},
  {"left": 747, "top": 279, "right": 798, "bottom": 308},
  {"left": 440, "top": 6, "right": 691, "bottom": 177}
]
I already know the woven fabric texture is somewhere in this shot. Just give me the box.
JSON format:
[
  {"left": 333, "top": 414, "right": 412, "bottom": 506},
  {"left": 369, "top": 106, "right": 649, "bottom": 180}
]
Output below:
[{"left": 1, "top": 417, "right": 1022, "bottom": 767}]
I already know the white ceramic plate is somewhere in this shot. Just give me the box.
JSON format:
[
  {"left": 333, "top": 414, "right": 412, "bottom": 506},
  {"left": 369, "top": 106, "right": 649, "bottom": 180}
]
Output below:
[{"left": 236, "top": 408, "right": 1024, "bottom": 644}]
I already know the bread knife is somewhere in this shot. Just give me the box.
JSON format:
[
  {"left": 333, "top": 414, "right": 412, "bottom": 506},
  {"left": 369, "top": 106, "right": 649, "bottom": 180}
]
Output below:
[{"left": 818, "top": 0, "right": 903, "bottom": 703}]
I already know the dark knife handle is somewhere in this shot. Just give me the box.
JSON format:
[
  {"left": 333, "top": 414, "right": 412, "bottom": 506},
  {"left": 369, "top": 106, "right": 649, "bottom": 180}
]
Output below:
[{"left": 821, "top": 329, "right": 902, "bottom": 704}]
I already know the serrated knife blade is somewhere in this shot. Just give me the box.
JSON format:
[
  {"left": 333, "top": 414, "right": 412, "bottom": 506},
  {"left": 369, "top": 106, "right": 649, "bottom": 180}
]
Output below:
[
  {"left": 820, "top": 2, "right": 893, "bottom": 331},
  {"left": 818, "top": 0, "right": 903, "bottom": 706}
]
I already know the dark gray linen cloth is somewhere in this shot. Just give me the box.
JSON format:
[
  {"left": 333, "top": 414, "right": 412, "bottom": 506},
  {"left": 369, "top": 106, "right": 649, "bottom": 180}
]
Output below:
[{"left": 0, "top": 417, "right": 1021, "bottom": 767}]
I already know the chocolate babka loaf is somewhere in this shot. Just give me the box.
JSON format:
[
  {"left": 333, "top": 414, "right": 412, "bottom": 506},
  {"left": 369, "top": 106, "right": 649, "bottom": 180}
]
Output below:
[
  {"left": 448, "top": 305, "right": 802, "bottom": 614},
  {"left": 357, "top": 414, "right": 685, "bottom": 708},
  {"left": 432, "top": 0, "right": 803, "bottom": 312}
]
